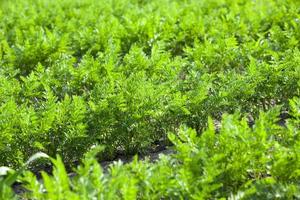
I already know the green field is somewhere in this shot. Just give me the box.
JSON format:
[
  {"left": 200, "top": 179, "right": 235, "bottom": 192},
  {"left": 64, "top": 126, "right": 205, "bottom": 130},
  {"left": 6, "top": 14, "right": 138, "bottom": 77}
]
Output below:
[{"left": 0, "top": 0, "right": 300, "bottom": 199}]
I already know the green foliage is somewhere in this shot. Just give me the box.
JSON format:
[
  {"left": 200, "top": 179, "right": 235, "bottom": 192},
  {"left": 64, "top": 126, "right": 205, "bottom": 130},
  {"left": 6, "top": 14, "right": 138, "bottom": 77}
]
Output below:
[
  {"left": 0, "top": 1, "right": 300, "bottom": 198},
  {"left": 0, "top": 0, "right": 299, "bottom": 167},
  {"left": 0, "top": 152, "right": 49, "bottom": 200},
  {"left": 1, "top": 102, "right": 300, "bottom": 199}
]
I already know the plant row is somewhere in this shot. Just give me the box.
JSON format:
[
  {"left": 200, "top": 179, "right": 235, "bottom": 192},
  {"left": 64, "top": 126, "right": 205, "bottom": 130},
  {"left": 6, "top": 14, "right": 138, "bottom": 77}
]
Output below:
[{"left": 1, "top": 98, "right": 300, "bottom": 199}]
